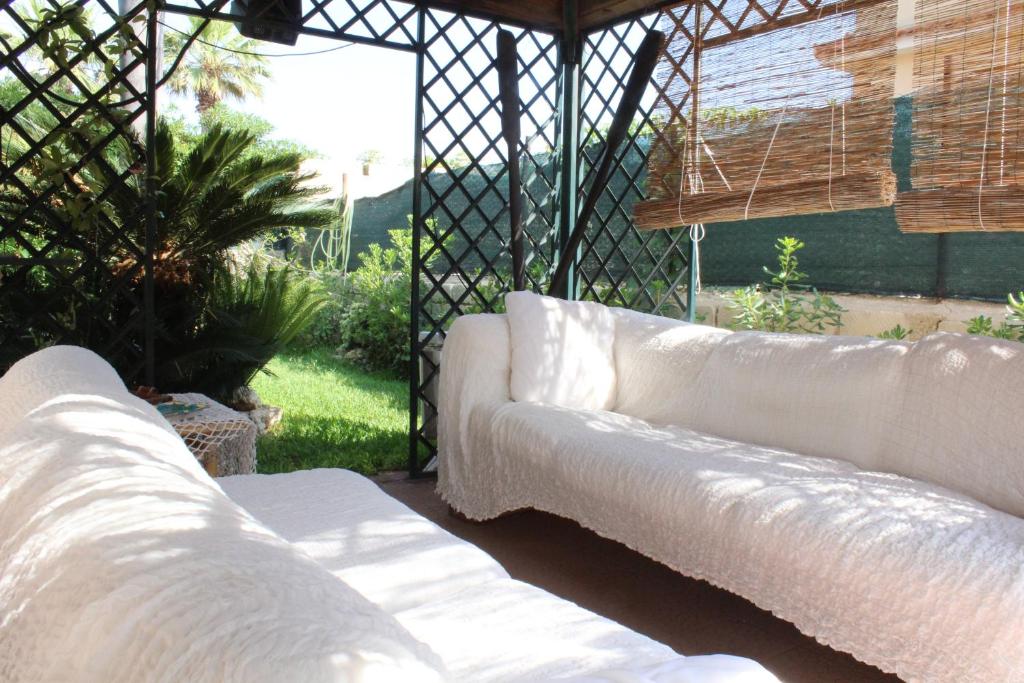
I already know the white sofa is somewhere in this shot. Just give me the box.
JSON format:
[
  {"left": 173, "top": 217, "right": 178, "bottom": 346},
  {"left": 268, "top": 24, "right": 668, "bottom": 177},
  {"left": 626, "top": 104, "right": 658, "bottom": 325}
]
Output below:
[
  {"left": 439, "top": 291, "right": 1024, "bottom": 683},
  {"left": 0, "top": 345, "right": 775, "bottom": 683}
]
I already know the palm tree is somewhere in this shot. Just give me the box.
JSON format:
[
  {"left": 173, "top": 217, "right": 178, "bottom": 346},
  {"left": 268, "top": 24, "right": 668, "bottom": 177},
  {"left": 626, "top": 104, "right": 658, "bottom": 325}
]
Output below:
[{"left": 165, "top": 18, "right": 271, "bottom": 114}]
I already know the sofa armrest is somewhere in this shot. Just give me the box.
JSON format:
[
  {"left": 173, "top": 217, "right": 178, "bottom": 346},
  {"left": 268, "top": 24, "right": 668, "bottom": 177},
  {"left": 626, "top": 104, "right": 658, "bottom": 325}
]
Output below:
[{"left": 437, "top": 314, "right": 511, "bottom": 513}]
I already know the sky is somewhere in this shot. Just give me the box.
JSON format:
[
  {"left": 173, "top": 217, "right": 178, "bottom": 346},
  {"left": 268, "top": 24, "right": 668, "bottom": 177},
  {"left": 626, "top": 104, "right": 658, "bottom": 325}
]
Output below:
[{"left": 162, "top": 21, "right": 418, "bottom": 198}]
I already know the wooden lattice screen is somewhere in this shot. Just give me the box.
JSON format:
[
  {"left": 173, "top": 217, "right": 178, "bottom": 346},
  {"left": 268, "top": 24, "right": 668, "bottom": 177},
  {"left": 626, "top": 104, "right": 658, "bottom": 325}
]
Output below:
[
  {"left": 896, "top": 0, "right": 1024, "bottom": 232},
  {"left": 0, "top": 0, "right": 154, "bottom": 376},
  {"left": 636, "top": 0, "right": 899, "bottom": 230}
]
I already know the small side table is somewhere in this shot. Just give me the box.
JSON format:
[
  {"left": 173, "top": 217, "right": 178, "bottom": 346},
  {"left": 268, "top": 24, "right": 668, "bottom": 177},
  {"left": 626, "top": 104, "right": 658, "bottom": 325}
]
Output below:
[{"left": 164, "top": 393, "right": 258, "bottom": 477}]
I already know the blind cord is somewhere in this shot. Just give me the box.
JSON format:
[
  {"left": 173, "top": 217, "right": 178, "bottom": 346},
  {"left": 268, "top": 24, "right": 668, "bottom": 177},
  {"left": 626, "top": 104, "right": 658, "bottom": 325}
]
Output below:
[{"left": 978, "top": 1, "right": 1004, "bottom": 231}]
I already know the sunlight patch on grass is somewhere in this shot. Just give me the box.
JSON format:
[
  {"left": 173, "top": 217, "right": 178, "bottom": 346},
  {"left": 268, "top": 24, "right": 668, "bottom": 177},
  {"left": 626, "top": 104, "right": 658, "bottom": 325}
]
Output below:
[{"left": 251, "top": 348, "right": 408, "bottom": 474}]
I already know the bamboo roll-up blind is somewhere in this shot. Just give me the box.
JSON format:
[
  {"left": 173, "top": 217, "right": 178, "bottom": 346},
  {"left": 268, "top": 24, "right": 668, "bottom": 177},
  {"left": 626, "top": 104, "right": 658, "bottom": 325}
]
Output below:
[
  {"left": 636, "top": 0, "right": 899, "bottom": 230},
  {"left": 896, "top": 0, "right": 1024, "bottom": 232}
]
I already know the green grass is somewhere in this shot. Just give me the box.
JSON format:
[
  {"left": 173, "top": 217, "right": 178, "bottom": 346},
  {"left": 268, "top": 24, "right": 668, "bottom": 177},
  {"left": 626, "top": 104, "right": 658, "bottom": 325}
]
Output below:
[{"left": 250, "top": 348, "right": 408, "bottom": 474}]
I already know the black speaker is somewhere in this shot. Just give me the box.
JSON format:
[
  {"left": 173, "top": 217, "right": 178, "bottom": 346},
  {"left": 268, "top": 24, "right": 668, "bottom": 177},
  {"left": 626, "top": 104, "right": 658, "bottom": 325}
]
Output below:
[{"left": 232, "top": 0, "right": 301, "bottom": 46}]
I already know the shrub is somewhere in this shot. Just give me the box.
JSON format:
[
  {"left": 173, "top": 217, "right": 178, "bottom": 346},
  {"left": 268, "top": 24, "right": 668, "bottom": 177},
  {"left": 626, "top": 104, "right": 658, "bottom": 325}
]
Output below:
[
  {"left": 292, "top": 271, "right": 351, "bottom": 349},
  {"left": 964, "top": 292, "right": 1024, "bottom": 342},
  {"left": 336, "top": 228, "right": 415, "bottom": 372},
  {"left": 724, "top": 236, "right": 845, "bottom": 334},
  {"left": 877, "top": 324, "right": 911, "bottom": 340},
  {"left": 158, "top": 263, "right": 327, "bottom": 399},
  {"left": 0, "top": 117, "right": 332, "bottom": 393}
]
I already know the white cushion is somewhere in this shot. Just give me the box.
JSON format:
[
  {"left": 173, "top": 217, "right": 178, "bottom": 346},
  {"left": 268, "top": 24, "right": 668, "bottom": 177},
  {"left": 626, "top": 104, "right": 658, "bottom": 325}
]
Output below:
[
  {"left": 220, "top": 469, "right": 510, "bottom": 613},
  {"left": 0, "top": 345, "right": 128, "bottom": 436},
  {"left": 0, "top": 349, "right": 446, "bottom": 683},
  {"left": 469, "top": 401, "right": 1024, "bottom": 683},
  {"left": 611, "top": 308, "right": 730, "bottom": 425},
  {"left": 505, "top": 291, "right": 617, "bottom": 410},
  {"left": 886, "top": 332, "right": 1024, "bottom": 518},
  {"left": 682, "top": 331, "right": 910, "bottom": 471},
  {"left": 395, "top": 578, "right": 775, "bottom": 683}
]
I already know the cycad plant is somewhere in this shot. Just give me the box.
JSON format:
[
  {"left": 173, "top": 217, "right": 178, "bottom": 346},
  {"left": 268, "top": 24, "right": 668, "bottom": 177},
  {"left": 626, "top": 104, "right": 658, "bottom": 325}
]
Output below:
[
  {"left": 1, "top": 118, "right": 332, "bottom": 396},
  {"left": 164, "top": 264, "right": 327, "bottom": 398},
  {"left": 142, "top": 123, "right": 330, "bottom": 395}
]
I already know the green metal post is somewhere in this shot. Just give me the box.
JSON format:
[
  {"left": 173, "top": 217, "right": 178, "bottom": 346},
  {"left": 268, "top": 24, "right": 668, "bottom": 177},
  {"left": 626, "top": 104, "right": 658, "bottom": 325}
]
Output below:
[
  {"left": 144, "top": 5, "right": 159, "bottom": 384},
  {"left": 554, "top": 0, "right": 580, "bottom": 300},
  {"left": 686, "top": 236, "right": 698, "bottom": 322},
  {"left": 408, "top": 5, "right": 426, "bottom": 477},
  {"left": 685, "top": 1, "right": 702, "bottom": 323}
]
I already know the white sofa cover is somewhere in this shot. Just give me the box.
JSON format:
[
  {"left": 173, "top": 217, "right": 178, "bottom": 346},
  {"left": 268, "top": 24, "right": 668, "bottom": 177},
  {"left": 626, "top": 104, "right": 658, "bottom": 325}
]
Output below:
[
  {"left": 0, "top": 345, "right": 776, "bottom": 683},
  {"left": 439, "top": 292, "right": 1024, "bottom": 683},
  {"left": 0, "top": 347, "right": 446, "bottom": 683}
]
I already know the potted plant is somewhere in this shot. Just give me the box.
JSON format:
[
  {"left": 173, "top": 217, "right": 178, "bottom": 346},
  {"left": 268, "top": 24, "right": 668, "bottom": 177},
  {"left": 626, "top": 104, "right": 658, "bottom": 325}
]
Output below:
[{"left": 357, "top": 149, "right": 382, "bottom": 176}]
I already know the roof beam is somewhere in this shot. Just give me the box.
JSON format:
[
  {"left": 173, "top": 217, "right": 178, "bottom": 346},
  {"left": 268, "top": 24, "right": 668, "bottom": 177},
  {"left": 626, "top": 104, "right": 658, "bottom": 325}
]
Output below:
[
  {"left": 420, "top": 0, "right": 563, "bottom": 31},
  {"left": 579, "top": 0, "right": 684, "bottom": 32}
]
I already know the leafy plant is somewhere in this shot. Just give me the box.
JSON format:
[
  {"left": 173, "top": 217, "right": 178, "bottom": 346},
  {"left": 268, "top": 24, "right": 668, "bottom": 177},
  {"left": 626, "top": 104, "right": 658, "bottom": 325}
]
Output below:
[
  {"left": 1, "top": 117, "right": 332, "bottom": 394},
  {"left": 163, "top": 264, "right": 328, "bottom": 398},
  {"left": 164, "top": 103, "right": 317, "bottom": 159},
  {"left": 724, "top": 236, "right": 845, "bottom": 334},
  {"left": 357, "top": 149, "right": 383, "bottom": 165},
  {"left": 337, "top": 228, "right": 415, "bottom": 371},
  {"left": 964, "top": 293, "right": 1024, "bottom": 342},
  {"left": 701, "top": 105, "right": 769, "bottom": 129},
  {"left": 877, "top": 324, "right": 910, "bottom": 340},
  {"left": 964, "top": 315, "right": 1014, "bottom": 339},
  {"left": 292, "top": 270, "right": 352, "bottom": 349}
]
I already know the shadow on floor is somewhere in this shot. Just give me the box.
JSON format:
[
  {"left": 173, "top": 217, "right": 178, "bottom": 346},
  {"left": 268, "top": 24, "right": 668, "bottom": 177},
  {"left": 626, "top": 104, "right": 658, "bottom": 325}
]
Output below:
[{"left": 376, "top": 475, "right": 900, "bottom": 683}]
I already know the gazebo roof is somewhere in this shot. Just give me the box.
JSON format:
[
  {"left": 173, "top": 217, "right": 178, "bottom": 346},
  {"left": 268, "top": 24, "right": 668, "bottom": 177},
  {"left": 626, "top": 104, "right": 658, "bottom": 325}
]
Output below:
[{"left": 420, "top": 0, "right": 668, "bottom": 32}]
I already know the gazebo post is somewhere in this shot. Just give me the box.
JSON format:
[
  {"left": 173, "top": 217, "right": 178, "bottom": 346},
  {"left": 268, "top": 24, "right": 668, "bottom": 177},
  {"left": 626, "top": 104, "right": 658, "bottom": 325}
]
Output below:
[
  {"left": 143, "top": 7, "right": 159, "bottom": 385},
  {"left": 554, "top": 0, "right": 581, "bottom": 300},
  {"left": 409, "top": 5, "right": 427, "bottom": 477},
  {"left": 686, "top": 1, "right": 702, "bottom": 322}
]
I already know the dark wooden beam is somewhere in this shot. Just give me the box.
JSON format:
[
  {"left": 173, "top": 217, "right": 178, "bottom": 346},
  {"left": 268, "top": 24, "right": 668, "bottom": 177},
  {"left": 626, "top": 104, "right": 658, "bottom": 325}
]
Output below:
[
  {"left": 579, "top": 0, "right": 693, "bottom": 32},
  {"left": 420, "top": 0, "right": 563, "bottom": 31}
]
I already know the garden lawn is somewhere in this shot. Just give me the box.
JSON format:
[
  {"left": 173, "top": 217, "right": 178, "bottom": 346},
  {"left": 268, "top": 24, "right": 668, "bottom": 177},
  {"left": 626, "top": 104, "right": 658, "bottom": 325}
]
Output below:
[{"left": 251, "top": 348, "right": 408, "bottom": 474}]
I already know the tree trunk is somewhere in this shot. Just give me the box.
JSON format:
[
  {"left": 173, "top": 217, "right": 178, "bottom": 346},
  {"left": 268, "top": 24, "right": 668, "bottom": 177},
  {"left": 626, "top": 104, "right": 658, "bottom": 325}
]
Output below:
[{"left": 118, "top": 0, "right": 162, "bottom": 134}]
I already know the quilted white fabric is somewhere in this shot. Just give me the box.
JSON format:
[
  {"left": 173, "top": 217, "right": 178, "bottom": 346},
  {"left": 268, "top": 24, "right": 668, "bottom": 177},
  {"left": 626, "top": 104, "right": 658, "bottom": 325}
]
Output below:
[
  {"left": 611, "top": 309, "right": 730, "bottom": 425},
  {"left": 438, "top": 312, "right": 1024, "bottom": 683},
  {"left": 439, "top": 313, "right": 513, "bottom": 508},
  {"left": 887, "top": 333, "right": 1024, "bottom": 518},
  {"left": 505, "top": 291, "right": 617, "bottom": 410},
  {"left": 0, "top": 345, "right": 133, "bottom": 436},
  {"left": 219, "top": 469, "right": 510, "bottom": 613},
  {"left": 224, "top": 470, "right": 777, "bottom": 682},
  {"left": 683, "top": 331, "right": 910, "bottom": 471},
  {"left": 563, "top": 658, "right": 781, "bottom": 683},
  {"left": 394, "top": 579, "right": 777, "bottom": 683},
  {"left": 0, "top": 349, "right": 446, "bottom": 683}
]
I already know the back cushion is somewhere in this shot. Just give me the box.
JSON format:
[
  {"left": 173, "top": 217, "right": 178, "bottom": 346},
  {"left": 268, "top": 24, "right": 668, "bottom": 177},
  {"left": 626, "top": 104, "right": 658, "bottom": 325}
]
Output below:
[
  {"left": 683, "top": 331, "right": 910, "bottom": 470},
  {"left": 505, "top": 291, "right": 616, "bottom": 410},
  {"left": 886, "top": 333, "right": 1024, "bottom": 518},
  {"left": 0, "top": 348, "right": 447, "bottom": 683},
  {"left": 0, "top": 345, "right": 127, "bottom": 436},
  {"left": 612, "top": 308, "right": 730, "bottom": 425}
]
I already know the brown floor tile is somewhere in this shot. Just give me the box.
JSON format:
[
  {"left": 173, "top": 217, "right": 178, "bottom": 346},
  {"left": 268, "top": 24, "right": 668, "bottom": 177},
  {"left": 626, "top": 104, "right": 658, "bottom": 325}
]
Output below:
[{"left": 376, "top": 476, "right": 900, "bottom": 683}]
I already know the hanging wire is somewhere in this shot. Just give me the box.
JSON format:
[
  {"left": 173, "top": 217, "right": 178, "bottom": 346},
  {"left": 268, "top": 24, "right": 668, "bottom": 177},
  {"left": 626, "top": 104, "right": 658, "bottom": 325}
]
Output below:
[
  {"left": 977, "top": 0, "right": 1005, "bottom": 231},
  {"left": 158, "top": 20, "right": 354, "bottom": 57},
  {"left": 4, "top": 4, "right": 353, "bottom": 113}
]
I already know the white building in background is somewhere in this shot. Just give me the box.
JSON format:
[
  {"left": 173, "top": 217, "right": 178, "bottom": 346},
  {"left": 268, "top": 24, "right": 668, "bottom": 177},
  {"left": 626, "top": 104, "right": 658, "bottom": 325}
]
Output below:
[{"left": 302, "top": 157, "right": 413, "bottom": 200}]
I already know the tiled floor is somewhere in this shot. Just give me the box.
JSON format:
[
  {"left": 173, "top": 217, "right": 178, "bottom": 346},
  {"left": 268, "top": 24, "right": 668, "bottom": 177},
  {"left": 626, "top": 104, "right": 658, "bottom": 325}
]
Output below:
[{"left": 377, "top": 474, "right": 900, "bottom": 683}]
